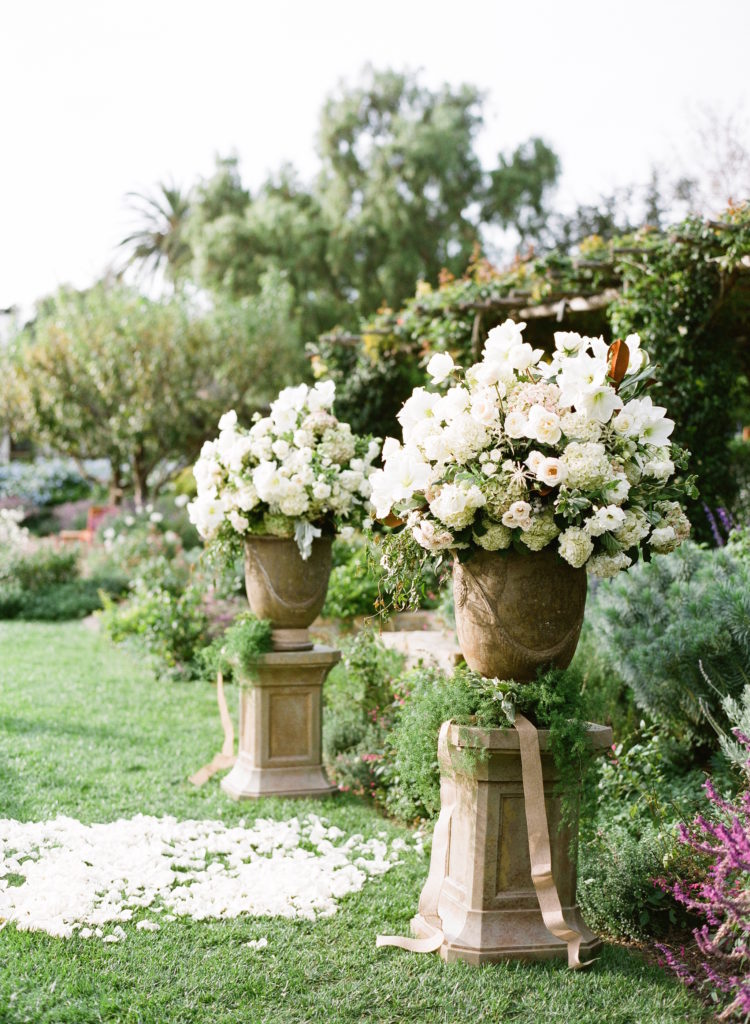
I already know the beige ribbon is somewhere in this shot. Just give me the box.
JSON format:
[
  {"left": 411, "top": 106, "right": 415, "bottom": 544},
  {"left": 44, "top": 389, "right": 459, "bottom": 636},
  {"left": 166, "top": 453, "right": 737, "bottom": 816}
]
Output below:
[
  {"left": 376, "top": 720, "right": 454, "bottom": 953},
  {"left": 188, "top": 672, "right": 237, "bottom": 786},
  {"left": 377, "top": 715, "right": 594, "bottom": 970},
  {"left": 514, "top": 712, "right": 594, "bottom": 970}
]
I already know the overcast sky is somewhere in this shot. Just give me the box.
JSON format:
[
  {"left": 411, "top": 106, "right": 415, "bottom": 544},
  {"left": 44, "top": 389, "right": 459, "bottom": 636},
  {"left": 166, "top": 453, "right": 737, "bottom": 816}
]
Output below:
[{"left": 2, "top": 0, "right": 749, "bottom": 311}]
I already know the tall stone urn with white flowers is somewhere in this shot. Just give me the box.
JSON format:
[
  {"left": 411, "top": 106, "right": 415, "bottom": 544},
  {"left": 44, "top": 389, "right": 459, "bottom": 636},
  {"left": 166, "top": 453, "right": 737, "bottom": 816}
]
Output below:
[
  {"left": 373, "top": 321, "right": 693, "bottom": 965},
  {"left": 189, "top": 382, "right": 380, "bottom": 798}
]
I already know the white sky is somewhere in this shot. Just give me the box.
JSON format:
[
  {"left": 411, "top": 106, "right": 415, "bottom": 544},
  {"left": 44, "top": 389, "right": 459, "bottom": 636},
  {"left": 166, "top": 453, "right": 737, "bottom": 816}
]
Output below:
[{"left": 1, "top": 0, "right": 749, "bottom": 311}]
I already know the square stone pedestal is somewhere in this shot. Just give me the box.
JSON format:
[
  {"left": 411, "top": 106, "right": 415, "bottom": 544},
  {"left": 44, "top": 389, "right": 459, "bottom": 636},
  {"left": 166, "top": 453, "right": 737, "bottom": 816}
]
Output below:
[
  {"left": 410, "top": 722, "right": 612, "bottom": 964},
  {"left": 221, "top": 646, "right": 340, "bottom": 800}
]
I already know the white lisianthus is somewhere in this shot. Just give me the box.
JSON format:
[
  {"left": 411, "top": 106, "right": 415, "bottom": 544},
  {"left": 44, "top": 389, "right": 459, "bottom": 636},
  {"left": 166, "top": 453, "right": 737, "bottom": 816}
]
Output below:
[
  {"left": 536, "top": 457, "right": 567, "bottom": 488},
  {"left": 643, "top": 456, "right": 675, "bottom": 483},
  {"left": 604, "top": 474, "right": 631, "bottom": 506},
  {"left": 426, "top": 352, "right": 457, "bottom": 384},
  {"left": 312, "top": 481, "right": 332, "bottom": 500},
  {"left": 525, "top": 450, "right": 545, "bottom": 474},
  {"left": 558, "top": 527, "right": 594, "bottom": 568},
  {"left": 435, "top": 386, "right": 471, "bottom": 423},
  {"left": 585, "top": 504, "right": 627, "bottom": 536}
]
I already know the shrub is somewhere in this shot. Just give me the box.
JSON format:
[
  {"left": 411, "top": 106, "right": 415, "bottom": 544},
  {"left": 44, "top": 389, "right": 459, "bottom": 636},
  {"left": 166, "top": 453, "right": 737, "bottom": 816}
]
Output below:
[
  {"left": 577, "top": 824, "right": 699, "bottom": 941},
  {"left": 100, "top": 581, "right": 209, "bottom": 679},
  {"left": 322, "top": 631, "right": 404, "bottom": 800},
  {"left": 584, "top": 543, "right": 750, "bottom": 753},
  {"left": 0, "top": 458, "right": 93, "bottom": 507},
  {"left": 1, "top": 546, "right": 79, "bottom": 590}
]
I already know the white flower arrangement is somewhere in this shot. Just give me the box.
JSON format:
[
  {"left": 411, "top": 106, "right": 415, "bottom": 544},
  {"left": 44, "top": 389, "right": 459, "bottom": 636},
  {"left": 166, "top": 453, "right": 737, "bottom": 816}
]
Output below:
[
  {"left": 371, "top": 319, "right": 694, "bottom": 579},
  {"left": 188, "top": 382, "right": 379, "bottom": 559}
]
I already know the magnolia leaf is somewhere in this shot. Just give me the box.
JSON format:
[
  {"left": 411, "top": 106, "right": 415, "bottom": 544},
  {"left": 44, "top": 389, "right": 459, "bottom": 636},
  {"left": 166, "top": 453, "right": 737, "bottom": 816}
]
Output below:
[{"left": 607, "top": 339, "right": 630, "bottom": 387}]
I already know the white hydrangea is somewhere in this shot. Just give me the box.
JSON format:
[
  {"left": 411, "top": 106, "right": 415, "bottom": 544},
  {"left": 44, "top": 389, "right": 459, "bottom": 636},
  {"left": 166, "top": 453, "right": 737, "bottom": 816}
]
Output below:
[
  {"left": 558, "top": 527, "right": 594, "bottom": 568},
  {"left": 429, "top": 482, "right": 486, "bottom": 530},
  {"left": 588, "top": 551, "right": 633, "bottom": 578}
]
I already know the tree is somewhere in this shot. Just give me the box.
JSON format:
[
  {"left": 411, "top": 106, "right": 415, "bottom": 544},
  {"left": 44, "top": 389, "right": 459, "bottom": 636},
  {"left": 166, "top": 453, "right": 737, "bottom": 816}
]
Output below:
[
  {"left": 119, "top": 182, "right": 193, "bottom": 283},
  {"left": 14, "top": 274, "right": 306, "bottom": 505},
  {"left": 186, "top": 67, "right": 561, "bottom": 327}
]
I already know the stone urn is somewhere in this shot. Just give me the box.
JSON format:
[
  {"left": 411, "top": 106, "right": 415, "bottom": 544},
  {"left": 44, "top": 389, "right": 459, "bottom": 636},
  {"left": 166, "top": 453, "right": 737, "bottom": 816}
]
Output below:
[
  {"left": 244, "top": 535, "right": 332, "bottom": 651},
  {"left": 453, "top": 547, "right": 587, "bottom": 682},
  {"left": 410, "top": 721, "right": 612, "bottom": 964}
]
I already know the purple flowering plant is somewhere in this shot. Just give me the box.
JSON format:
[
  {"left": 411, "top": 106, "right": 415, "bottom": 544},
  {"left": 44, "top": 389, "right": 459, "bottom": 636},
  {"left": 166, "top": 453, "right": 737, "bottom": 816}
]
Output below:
[{"left": 656, "top": 730, "right": 750, "bottom": 1021}]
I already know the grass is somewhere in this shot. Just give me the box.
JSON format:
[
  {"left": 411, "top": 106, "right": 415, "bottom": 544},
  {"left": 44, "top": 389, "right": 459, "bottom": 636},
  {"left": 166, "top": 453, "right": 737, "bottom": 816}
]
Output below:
[{"left": 0, "top": 621, "right": 708, "bottom": 1024}]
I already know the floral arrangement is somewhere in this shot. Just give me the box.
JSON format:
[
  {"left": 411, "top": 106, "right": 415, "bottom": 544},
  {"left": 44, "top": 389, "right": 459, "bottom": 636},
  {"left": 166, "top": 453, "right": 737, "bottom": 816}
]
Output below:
[
  {"left": 371, "top": 318, "right": 695, "bottom": 583},
  {"left": 188, "top": 381, "right": 379, "bottom": 559}
]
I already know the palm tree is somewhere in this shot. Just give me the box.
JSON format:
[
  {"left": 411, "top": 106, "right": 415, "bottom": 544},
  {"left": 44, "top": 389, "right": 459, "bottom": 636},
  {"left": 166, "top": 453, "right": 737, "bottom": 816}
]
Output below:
[{"left": 119, "top": 182, "right": 192, "bottom": 284}]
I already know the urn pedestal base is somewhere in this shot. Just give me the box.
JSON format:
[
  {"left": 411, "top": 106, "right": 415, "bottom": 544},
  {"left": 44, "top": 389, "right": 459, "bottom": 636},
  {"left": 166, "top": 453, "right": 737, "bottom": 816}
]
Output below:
[
  {"left": 221, "top": 646, "right": 339, "bottom": 800},
  {"left": 409, "top": 722, "right": 612, "bottom": 965}
]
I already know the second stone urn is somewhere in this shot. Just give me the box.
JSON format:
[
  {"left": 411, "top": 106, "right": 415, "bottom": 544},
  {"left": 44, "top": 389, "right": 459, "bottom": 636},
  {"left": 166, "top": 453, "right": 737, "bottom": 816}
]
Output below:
[
  {"left": 244, "top": 535, "right": 332, "bottom": 651},
  {"left": 453, "top": 547, "right": 587, "bottom": 682}
]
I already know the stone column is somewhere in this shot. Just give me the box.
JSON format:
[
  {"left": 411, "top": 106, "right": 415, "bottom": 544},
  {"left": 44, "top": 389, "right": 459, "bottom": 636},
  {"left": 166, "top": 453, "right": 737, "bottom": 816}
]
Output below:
[
  {"left": 411, "top": 722, "right": 612, "bottom": 964},
  {"left": 221, "top": 646, "right": 339, "bottom": 800}
]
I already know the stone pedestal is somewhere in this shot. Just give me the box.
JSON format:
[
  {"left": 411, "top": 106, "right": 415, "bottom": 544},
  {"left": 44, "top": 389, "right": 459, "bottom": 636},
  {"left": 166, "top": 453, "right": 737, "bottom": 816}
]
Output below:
[
  {"left": 221, "top": 646, "right": 340, "bottom": 800},
  {"left": 411, "top": 722, "right": 612, "bottom": 964}
]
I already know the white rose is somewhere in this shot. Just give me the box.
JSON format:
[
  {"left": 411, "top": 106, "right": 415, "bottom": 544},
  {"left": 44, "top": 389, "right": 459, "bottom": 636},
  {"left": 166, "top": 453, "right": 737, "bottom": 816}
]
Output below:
[
  {"left": 501, "top": 500, "right": 533, "bottom": 531},
  {"left": 218, "top": 409, "right": 238, "bottom": 432},
  {"left": 504, "top": 411, "right": 528, "bottom": 438},
  {"left": 312, "top": 481, "right": 332, "bottom": 500},
  {"left": 525, "top": 450, "right": 545, "bottom": 474},
  {"left": 536, "top": 457, "right": 567, "bottom": 487},
  {"left": 306, "top": 380, "right": 336, "bottom": 412},
  {"left": 527, "top": 405, "right": 562, "bottom": 445},
  {"left": 426, "top": 352, "right": 456, "bottom": 384},
  {"left": 272, "top": 439, "right": 291, "bottom": 461},
  {"left": 470, "top": 388, "right": 500, "bottom": 427}
]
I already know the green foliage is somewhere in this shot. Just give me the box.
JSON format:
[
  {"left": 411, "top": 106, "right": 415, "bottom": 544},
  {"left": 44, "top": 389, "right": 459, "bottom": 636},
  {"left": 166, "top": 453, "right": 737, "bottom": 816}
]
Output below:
[
  {"left": 1, "top": 545, "right": 79, "bottom": 589},
  {"left": 14, "top": 274, "right": 305, "bottom": 503},
  {"left": 197, "top": 613, "right": 272, "bottom": 682},
  {"left": 322, "top": 631, "right": 404, "bottom": 800},
  {"left": 321, "top": 538, "right": 382, "bottom": 620},
  {"left": 0, "top": 620, "right": 706, "bottom": 1024},
  {"left": 577, "top": 825, "right": 699, "bottom": 941},
  {"left": 0, "top": 576, "right": 127, "bottom": 621},
  {"left": 0, "top": 458, "right": 92, "bottom": 507},
  {"left": 100, "top": 580, "right": 209, "bottom": 680},
  {"left": 384, "top": 664, "right": 594, "bottom": 823},
  {"left": 0, "top": 544, "right": 127, "bottom": 620},
  {"left": 186, "top": 69, "right": 559, "bottom": 336},
  {"left": 585, "top": 542, "right": 750, "bottom": 753},
  {"left": 609, "top": 210, "right": 750, "bottom": 535},
  {"left": 571, "top": 620, "right": 639, "bottom": 738}
]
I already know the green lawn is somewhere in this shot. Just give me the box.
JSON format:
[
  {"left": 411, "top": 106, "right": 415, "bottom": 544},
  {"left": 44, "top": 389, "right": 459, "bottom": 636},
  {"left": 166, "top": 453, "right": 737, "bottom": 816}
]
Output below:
[{"left": 0, "top": 622, "right": 707, "bottom": 1024}]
